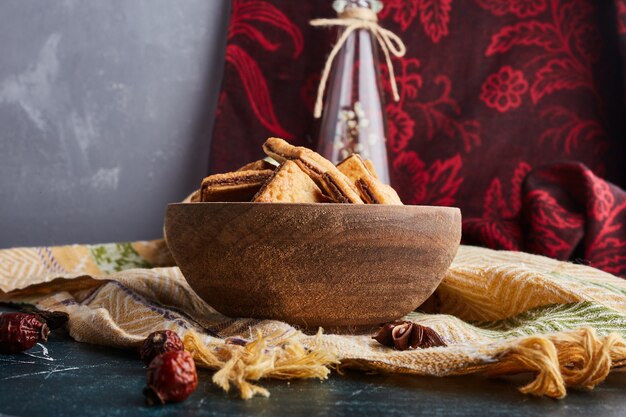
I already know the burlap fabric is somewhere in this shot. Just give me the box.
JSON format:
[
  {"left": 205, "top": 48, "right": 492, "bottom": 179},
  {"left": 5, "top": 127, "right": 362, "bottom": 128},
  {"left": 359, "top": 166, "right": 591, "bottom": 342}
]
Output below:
[{"left": 1, "top": 241, "right": 625, "bottom": 399}]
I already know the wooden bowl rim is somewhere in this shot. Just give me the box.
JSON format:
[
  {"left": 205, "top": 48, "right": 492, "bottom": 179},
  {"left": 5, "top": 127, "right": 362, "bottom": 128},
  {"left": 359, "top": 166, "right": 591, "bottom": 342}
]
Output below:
[{"left": 168, "top": 202, "right": 461, "bottom": 213}]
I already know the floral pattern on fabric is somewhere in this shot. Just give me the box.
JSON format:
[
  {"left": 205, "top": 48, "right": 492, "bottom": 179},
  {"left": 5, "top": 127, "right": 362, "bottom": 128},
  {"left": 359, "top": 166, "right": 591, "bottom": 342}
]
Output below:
[
  {"left": 480, "top": 66, "right": 529, "bottom": 112},
  {"left": 209, "top": 0, "right": 626, "bottom": 277}
]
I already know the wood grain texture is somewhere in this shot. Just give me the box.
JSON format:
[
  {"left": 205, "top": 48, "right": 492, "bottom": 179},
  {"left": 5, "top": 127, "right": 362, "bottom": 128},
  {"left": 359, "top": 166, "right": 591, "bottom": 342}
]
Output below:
[{"left": 165, "top": 203, "right": 461, "bottom": 327}]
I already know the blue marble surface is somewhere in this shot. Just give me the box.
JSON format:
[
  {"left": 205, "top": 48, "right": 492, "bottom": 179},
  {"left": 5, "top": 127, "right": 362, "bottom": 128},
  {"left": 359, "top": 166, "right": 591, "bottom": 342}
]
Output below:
[{"left": 1, "top": 308, "right": 625, "bottom": 417}]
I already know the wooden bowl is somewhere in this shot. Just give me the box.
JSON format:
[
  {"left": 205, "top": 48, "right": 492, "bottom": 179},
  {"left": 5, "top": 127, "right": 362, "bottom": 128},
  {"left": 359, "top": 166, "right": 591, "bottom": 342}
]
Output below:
[{"left": 165, "top": 203, "right": 461, "bottom": 327}]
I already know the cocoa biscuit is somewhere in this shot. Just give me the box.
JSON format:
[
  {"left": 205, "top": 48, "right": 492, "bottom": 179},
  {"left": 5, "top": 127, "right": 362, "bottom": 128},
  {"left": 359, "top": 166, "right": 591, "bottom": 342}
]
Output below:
[
  {"left": 236, "top": 159, "right": 277, "bottom": 172},
  {"left": 253, "top": 160, "right": 326, "bottom": 203},
  {"left": 363, "top": 159, "right": 379, "bottom": 179},
  {"left": 200, "top": 170, "right": 273, "bottom": 202},
  {"left": 317, "top": 193, "right": 334, "bottom": 203},
  {"left": 182, "top": 189, "right": 201, "bottom": 203},
  {"left": 337, "top": 154, "right": 402, "bottom": 205},
  {"left": 356, "top": 176, "right": 403, "bottom": 205},
  {"left": 336, "top": 154, "right": 374, "bottom": 185},
  {"left": 263, "top": 138, "right": 336, "bottom": 176},
  {"left": 263, "top": 137, "right": 358, "bottom": 192},
  {"left": 262, "top": 137, "right": 298, "bottom": 163},
  {"left": 321, "top": 171, "right": 364, "bottom": 204}
]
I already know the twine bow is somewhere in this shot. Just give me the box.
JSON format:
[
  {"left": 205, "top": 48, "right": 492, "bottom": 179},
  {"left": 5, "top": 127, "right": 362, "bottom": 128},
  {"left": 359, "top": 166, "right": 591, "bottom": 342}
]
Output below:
[{"left": 310, "top": 7, "right": 406, "bottom": 118}]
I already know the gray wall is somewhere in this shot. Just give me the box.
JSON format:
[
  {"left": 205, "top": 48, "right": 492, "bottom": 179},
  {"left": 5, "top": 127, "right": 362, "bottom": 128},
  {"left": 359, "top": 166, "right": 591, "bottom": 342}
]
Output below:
[{"left": 0, "top": 0, "right": 231, "bottom": 247}]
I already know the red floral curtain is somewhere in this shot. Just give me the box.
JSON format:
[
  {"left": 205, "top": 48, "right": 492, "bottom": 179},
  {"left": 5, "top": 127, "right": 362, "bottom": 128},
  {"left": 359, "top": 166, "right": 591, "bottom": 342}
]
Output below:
[{"left": 210, "top": 0, "right": 626, "bottom": 278}]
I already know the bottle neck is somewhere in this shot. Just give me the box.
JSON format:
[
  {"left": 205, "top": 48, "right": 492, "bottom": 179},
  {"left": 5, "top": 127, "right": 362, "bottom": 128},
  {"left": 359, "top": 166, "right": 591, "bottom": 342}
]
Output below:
[
  {"left": 333, "top": 0, "right": 382, "bottom": 14},
  {"left": 338, "top": 7, "right": 378, "bottom": 22},
  {"left": 345, "top": 0, "right": 371, "bottom": 8}
]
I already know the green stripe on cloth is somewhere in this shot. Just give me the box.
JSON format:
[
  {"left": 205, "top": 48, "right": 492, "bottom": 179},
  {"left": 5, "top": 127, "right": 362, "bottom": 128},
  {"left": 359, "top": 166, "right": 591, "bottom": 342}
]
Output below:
[
  {"left": 473, "top": 302, "right": 626, "bottom": 338},
  {"left": 90, "top": 243, "right": 151, "bottom": 273}
]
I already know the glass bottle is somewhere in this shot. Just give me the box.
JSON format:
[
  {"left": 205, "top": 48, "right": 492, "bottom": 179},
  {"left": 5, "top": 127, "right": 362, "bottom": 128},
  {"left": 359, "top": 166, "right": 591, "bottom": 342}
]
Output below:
[{"left": 316, "top": 0, "right": 390, "bottom": 184}]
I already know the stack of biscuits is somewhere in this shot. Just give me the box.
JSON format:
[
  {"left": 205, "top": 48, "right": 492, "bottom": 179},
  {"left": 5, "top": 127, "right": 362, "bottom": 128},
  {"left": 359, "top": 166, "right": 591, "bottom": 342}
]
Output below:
[{"left": 189, "top": 138, "right": 403, "bottom": 205}]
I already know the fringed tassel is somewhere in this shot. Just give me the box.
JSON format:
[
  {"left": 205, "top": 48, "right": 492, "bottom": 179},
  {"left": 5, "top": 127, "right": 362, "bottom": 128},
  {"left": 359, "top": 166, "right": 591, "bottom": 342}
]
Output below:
[
  {"left": 487, "top": 328, "right": 626, "bottom": 399},
  {"left": 606, "top": 333, "right": 626, "bottom": 369},
  {"left": 490, "top": 335, "right": 566, "bottom": 398},
  {"left": 183, "top": 329, "right": 338, "bottom": 399},
  {"left": 181, "top": 327, "right": 625, "bottom": 400},
  {"left": 554, "top": 327, "right": 613, "bottom": 390}
]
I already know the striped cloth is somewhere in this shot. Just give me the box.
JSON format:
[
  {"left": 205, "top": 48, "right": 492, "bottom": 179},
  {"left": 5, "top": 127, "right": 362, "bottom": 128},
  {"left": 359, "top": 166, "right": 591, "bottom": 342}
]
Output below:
[{"left": 1, "top": 241, "right": 626, "bottom": 398}]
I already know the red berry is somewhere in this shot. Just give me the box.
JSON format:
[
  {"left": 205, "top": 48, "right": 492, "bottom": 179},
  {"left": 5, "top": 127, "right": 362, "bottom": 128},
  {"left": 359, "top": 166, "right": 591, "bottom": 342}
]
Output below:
[
  {"left": 143, "top": 350, "right": 198, "bottom": 405},
  {"left": 140, "top": 330, "right": 184, "bottom": 365},
  {"left": 0, "top": 313, "right": 50, "bottom": 354}
]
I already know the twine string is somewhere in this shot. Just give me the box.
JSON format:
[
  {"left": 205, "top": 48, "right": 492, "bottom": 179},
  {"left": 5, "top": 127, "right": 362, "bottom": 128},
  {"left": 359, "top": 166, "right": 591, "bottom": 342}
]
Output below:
[{"left": 310, "top": 7, "right": 406, "bottom": 118}]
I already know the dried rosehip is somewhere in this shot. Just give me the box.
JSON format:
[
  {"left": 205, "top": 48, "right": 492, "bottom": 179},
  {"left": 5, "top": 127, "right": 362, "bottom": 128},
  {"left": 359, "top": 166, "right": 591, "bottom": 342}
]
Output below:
[
  {"left": 140, "top": 330, "right": 184, "bottom": 365},
  {"left": 0, "top": 313, "right": 50, "bottom": 354},
  {"left": 143, "top": 350, "right": 198, "bottom": 405},
  {"left": 373, "top": 321, "right": 446, "bottom": 351}
]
